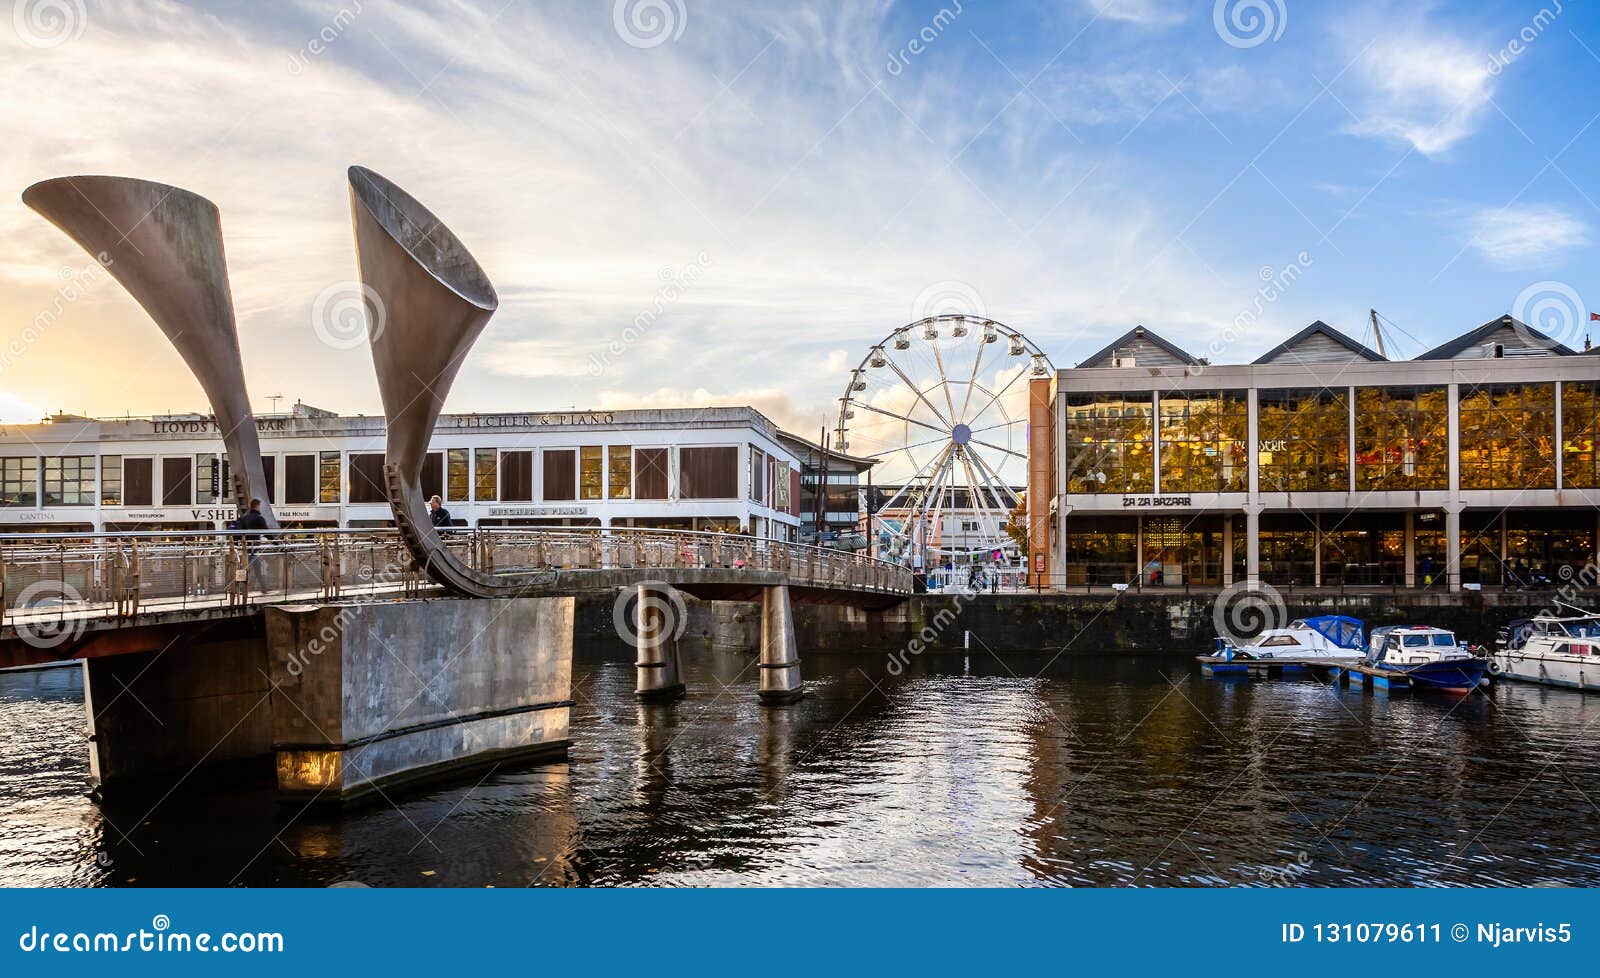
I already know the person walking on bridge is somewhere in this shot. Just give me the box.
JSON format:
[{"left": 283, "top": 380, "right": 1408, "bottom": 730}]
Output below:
[{"left": 429, "top": 495, "right": 453, "bottom": 529}]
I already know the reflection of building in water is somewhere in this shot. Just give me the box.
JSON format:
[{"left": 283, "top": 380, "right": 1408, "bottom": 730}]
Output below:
[{"left": 1034, "top": 319, "right": 1600, "bottom": 591}]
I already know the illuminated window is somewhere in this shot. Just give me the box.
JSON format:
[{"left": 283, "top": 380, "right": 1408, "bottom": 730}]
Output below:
[
  {"left": 1562, "top": 382, "right": 1600, "bottom": 489},
  {"left": 100, "top": 456, "right": 120, "bottom": 506},
  {"left": 1157, "top": 391, "right": 1248, "bottom": 492},
  {"left": 1257, "top": 388, "right": 1348, "bottom": 492},
  {"left": 580, "top": 446, "right": 603, "bottom": 500},
  {"left": 447, "top": 448, "right": 470, "bottom": 502},
  {"left": 1459, "top": 382, "right": 1555, "bottom": 489},
  {"left": 474, "top": 448, "right": 497, "bottom": 501},
  {"left": 608, "top": 445, "right": 632, "bottom": 499},
  {"left": 1354, "top": 386, "right": 1448, "bottom": 490},
  {"left": 319, "top": 452, "right": 342, "bottom": 504},
  {"left": 1063, "top": 393, "right": 1153, "bottom": 494}
]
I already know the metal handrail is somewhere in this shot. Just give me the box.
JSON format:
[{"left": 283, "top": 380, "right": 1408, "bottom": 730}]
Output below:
[{"left": 0, "top": 526, "right": 914, "bottom": 630}]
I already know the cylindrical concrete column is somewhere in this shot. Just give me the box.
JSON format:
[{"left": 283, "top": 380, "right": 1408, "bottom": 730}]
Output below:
[
  {"left": 634, "top": 584, "right": 685, "bottom": 703},
  {"left": 758, "top": 585, "right": 804, "bottom": 704}
]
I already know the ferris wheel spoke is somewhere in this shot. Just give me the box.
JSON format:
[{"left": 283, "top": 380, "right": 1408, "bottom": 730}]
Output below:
[
  {"left": 850, "top": 400, "right": 949, "bottom": 437},
  {"left": 968, "top": 437, "right": 1027, "bottom": 460},
  {"left": 968, "top": 448, "right": 1023, "bottom": 510},
  {"left": 928, "top": 339, "right": 960, "bottom": 421},
  {"left": 955, "top": 450, "right": 1001, "bottom": 553},
  {"left": 957, "top": 340, "right": 987, "bottom": 423},
  {"left": 966, "top": 366, "right": 1029, "bottom": 429},
  {"left": 878, "top": 349, "right": 954, "bottom": 429}
]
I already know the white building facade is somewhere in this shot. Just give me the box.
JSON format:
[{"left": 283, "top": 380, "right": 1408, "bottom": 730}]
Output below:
[{"left": 0, "top": 404, "right": 802, "bottom": 538}]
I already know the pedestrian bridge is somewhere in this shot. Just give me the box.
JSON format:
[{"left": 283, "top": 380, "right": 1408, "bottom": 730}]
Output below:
[{"left": 0, "top": 526, "right": 911, "bottom": 662}]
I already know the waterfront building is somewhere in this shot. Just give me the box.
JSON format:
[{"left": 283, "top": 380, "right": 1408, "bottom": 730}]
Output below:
[
  {"left": 0, "top": 403, "right": 802, "bottom": 538},
  {"left": 1029, "top": 318, "right": 1600, "bottom": 591},
  {"left": 773, "top": 430, "right": 876, "bottom": 548}
]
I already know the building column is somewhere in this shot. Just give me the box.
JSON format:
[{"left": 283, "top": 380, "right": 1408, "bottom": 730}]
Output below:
[
  {"left": 634, "top": 584, "right": 685, "bottom": 703},
  {"left": 1313, "top": 512, "right": 1322, "bottom": 588},
  {"left": 1244, "top": 504, "right": 1262, "bottom": 588},
  {"left": 1445, "top": 503, "right": 1463, "bottom": 593},
  {"left": 1404, "top": 512, "right": 1416, "bottom": 588},
  {"left": 758, "top": 585, "right": 803, "bottom": 704},
  {"left": 1222, "top": 516, "right": 1234, "bottom": 588}
]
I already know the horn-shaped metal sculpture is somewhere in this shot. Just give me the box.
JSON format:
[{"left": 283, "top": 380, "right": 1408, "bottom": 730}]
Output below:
[
  {"left": 348, "top": 165, "right": 551, "bottom": 596},
  {"left": 23, "top": 176, "right": 277, "bottom": 528}
]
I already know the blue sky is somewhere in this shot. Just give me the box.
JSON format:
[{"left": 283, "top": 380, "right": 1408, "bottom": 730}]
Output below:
[{"left": 1, "top": 0, "right": 1597, "bottom": 431}]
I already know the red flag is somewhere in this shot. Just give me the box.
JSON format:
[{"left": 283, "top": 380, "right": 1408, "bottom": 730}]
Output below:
[{"left": 1592, "top": 312, "right": 1600, "bottom": 321}]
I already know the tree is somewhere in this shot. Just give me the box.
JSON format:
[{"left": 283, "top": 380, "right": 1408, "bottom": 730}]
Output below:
[{"left": 1005, "top": 492, "right": 1029, "bottom": 557}]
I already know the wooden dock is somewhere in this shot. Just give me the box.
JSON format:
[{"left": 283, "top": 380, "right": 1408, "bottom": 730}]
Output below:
[{"left": 1196, "top": 655, "right": 1357, "bottom": 679}]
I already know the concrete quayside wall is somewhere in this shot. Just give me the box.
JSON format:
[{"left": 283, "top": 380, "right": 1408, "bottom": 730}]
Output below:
[{"left": 674, "top": 591, "right": 1600, "bottom": 657}]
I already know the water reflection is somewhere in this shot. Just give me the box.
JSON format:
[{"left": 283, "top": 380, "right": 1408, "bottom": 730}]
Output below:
[{"left": 2, "top": 646, "right": 1599, "bottom": 887}]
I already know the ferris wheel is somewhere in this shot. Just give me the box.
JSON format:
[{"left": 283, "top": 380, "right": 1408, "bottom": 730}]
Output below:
[{"left": 835, "top": 316, "right": 1051, "bottom": 569}]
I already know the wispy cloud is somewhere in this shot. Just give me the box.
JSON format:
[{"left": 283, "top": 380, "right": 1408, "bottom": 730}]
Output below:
[
  {"left": 1341, "top": 23, "right": 1495, "bottom": 157},
  {"left": 0, "top": 0, "right": 1256, "bottom": 425},
  {"left": 1466, "top": 204, "right": 1589, "bottom": 268}
]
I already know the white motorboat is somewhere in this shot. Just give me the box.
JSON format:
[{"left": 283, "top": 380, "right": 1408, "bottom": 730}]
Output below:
[
  {"left": 1365, "top": 625, "right": 1488, "bottom": 693},
  {"left": 1200, "top": 615, "right": 1365, "bottom": 675},
  {"left": 1492, "top": 607, "right": 1600, "bottom": 692}
]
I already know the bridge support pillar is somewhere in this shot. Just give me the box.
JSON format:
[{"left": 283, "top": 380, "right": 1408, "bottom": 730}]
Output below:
[
  {"left": 634, "top": 584, "right": 685, "bottom": 702},
  {"left": 758, "top": 585, "right": 803, "bottom": 704},
  {"left": 83, "top": 635, "right": 274, "bottom": 792},
  {"left": 266, "top": 597, "right": 573, "bottom": 804}
]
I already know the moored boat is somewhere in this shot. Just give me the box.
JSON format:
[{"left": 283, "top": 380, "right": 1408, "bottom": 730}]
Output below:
[
  {"left": 1364, "top": 625, "right": 1487, "bottom": 694},
  {"left": 1199, "top": 615, "right": 1365, "bottom": 675},
  {"left": 1491, "top": 607, "right": 1600, "bottom": 692}
]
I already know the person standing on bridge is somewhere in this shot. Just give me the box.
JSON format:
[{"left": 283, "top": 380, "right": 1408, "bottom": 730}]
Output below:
[
  {"left": 429, "top": 495, "right": 453, "bottom": 529},
  {"left": 236, "top": 498, "right": 268, "bottom": 532}
]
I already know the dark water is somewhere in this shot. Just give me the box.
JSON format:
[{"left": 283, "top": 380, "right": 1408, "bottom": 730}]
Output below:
[{"left": 4, "top": 647, "right": 1600, "bottom": 887}]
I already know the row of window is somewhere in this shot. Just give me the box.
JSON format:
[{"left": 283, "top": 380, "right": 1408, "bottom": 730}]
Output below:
[
  {"left": 1065, "top": 382, "right": 1585, "bottom": 494},
  {"left": 0, "top": 444, "right": 794, "bottom": 508}
]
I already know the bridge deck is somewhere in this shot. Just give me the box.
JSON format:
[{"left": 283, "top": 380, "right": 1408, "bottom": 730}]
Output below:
[{"left": 1, "top": 526, "right": 911, "bottom": 665}]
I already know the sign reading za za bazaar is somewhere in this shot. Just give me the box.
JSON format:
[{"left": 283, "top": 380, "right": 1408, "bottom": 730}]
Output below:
[{"left": 1121, "top": 495, "right": 1193, "bottom": 508}]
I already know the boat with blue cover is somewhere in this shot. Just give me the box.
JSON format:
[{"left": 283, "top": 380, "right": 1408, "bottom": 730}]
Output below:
[
  {"left": 1361, "top": 625, "right": 1488, "bottom": 694},
  {"left": 1198, "top": 615, "right": 1366, "bottom": 676}
]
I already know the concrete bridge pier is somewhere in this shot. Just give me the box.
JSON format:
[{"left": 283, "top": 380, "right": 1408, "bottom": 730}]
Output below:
[
  {"left": 266, "top": 597, "right": 573, "bottom": 804},
  {"left": 634, "top": 583, "right": 685, "bottom": 703},
  {"left": 758, "top": 585, "right": 804, "bottom": 704}
]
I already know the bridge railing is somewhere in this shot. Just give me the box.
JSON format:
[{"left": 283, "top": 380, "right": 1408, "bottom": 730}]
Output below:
[{"left": 0, "top": 526, "right": 911, "bottom": 632}]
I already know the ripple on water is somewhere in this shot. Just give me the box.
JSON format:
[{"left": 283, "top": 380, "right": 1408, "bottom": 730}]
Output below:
[{"left": 2, "top": 652, "right": 1599, "bottom": 887}]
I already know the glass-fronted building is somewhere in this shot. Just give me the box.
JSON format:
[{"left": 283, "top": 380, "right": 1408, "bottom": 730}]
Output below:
[
  {"left": 0, "top": 403, "right": 802, "bottom": 539},
  {"left": 1035, "top": 318, "right": 1600, "bottom": 591}
]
